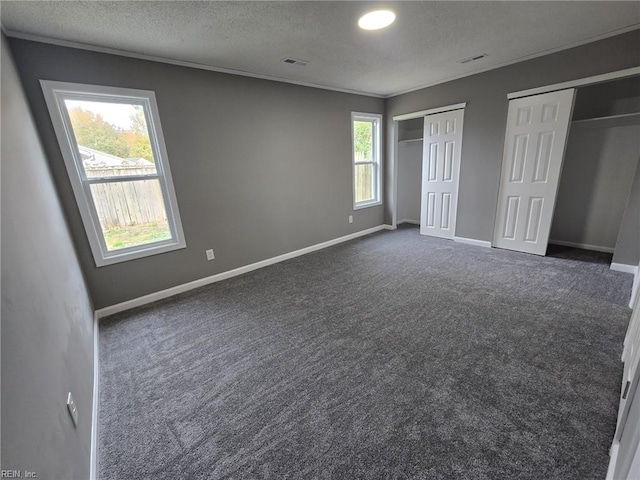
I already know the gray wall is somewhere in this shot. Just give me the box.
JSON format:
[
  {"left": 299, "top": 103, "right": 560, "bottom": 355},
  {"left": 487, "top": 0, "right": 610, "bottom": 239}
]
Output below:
[
  {"left": 1, "top": 35, "right": 94, "bottom": 480},
  {"left": 386, "top": 30, "right": 640, "bottom": 242},
  {"left": 613, "top": 161, "right": 640, "bottom": 266},
  {"left": 550, "top": 119, "right": 639, "bottom": 250},
  {"left": 8, "top": 38, "right": 384, "bottom": 309},
  {"left": 397, "top": 141, "right": 422, "bottom": 223}
]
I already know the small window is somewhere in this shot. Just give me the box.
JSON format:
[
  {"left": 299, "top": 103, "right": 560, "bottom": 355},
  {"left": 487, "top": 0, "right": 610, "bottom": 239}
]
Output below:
[
  {"left": 41, "top": 81, "right": 185, "bottom": 266},
  {"left": 352, "top": 112, "right": 382, "bottom": 209}
]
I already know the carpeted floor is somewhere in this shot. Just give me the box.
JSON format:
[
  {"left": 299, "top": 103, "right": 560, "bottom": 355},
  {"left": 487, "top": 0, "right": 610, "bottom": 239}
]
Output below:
[{"left": 99, "top": 225, "right": 634, "bottom": 479}]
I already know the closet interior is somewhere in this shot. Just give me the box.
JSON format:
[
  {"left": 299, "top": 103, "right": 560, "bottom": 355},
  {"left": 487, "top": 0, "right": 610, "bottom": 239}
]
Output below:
[
  {"left": 549, "top": 76, "right": 640, "bottom": 265},
  {"left": 396, "top": 117, "right": 423, "bottom": 226}
]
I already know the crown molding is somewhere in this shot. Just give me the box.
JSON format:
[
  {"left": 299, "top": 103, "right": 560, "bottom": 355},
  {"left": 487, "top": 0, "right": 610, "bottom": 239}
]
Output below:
[
  {"left": 5, "top": 23, "right": 639, "bottom": 100},
  {"left": 3, "top": 30, "right": 385, "bottom": 99},
  {"left": 386, "top": 24, "right": 640, "bottom": 98}
]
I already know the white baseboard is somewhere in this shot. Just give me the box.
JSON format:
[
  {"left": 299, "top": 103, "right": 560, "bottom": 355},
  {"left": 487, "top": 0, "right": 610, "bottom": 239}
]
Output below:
[
  {"left": 383, "top": 224, "right": 395, "bottom": 230},
  {"left": 549, "top": 239, "right": 614, "bottom": 253},
  {"left": 453, "top": 236, "right": 492, "bottom": 248},
  {"left": 610, "top": 263, "right": 640, "bottom": 309},
  {"left": 95, "top": 225, "right": 388, "bottom": 318},
  {"left": 398, "top": 219, "right": 420, "bottom": 225},
  {"left": 90, "top": 312, "right": 99, "bottom": 480},
  {"left": 611, "top": 263, "right": 639, "bottom": 275}
]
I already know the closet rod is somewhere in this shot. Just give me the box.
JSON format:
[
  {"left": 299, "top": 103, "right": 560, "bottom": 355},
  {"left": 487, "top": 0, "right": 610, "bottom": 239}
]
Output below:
[{"left": 572, "top": 112, "right": 640, "bottom": 124}]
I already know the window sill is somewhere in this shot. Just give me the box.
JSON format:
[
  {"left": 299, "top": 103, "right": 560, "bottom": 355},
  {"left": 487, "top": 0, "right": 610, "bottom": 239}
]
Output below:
[
  {"left": 354, "top": 200, "right": 382, "bottom": 210},
  {"left": 94, "top": 239, "right": 186, "bottom": 267}
]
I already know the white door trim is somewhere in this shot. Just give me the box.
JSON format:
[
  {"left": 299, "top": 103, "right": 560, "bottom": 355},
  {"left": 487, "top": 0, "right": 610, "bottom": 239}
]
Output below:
[
  {"left": 606, "top": 442, "right": 620, "bottom": 480},
  {"left": 508, "top": 67, "right": 640, "bottom": 100},
  {"left": 90, "top": 312, "right": 99, "bottom": 480},
  {"left": 609, "top": 286, "right": 640, "bottom": 478},
  {"left": 393, "top": 103, "right": 467, "bottom": 122},
  {"left": 391, "top": 121, "right": 399, "bottom": 228}
]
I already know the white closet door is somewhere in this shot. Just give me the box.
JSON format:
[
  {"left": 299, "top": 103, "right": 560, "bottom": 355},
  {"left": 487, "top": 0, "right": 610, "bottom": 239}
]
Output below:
[
  {"left": 493, "top": 89, "right": 575, "bottom": 255},
  {"left": 608, "top": 287, "right": 640, "bottom": 479},
  {"left": 617, "top": 286, "right": 640, "bottom": 436},
  {"left": 420, "top": 109, "right": 464, "bottom": 239}
]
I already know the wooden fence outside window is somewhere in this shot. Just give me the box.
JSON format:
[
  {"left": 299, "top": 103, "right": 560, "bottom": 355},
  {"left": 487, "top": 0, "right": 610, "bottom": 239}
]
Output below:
[{"left": 87, "top": 165, "right": 167, "bottom": 229}]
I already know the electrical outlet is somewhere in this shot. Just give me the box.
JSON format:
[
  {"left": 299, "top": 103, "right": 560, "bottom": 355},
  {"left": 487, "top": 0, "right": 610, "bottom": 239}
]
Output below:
[
  {"left": 67, "top": 392, "right": 78, "bottom": 428},
  {"left": 348, "top": 215, "right": 353, "bottom": 224},
  {"left": 206, "top": 249, "right": 215, "bottom": 261}
]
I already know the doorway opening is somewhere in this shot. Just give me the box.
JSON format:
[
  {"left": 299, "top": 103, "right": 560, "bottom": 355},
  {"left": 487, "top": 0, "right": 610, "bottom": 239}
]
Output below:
[
  {"left": 493, "top": 76, "right": 639, "bottom": 266},
  {"left": 548, "top": 77, "right": 640, "bottom": 269},
  {"left": 396, "top": 117, "right": 423, "bottom": 228},
  {"left": 392, "top": 103, "right": 466, "bottom": 239}
]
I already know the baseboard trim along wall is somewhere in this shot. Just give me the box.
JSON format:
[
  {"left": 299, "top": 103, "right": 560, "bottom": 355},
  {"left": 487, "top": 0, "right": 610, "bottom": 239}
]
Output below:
[
  {"left": 610, "top": 263, "right": 640, "bottom": 275},
  {"left": 95, "top": 225, "right": 389, "bottom": 318},
  {"left": 453, "top": 236, "right": 493, "bottom": 248},
  {"left": 90, "top": 312, "right": 99, "bottom": 480},
  {"left": 397, "top": 219, "right": 420, "bottom": 226},
  {"left": 549, "top": 239, "right": 615, "bottom": 254},
  {"left": 610, "top": 263, "right": 640, "bottom": 310}
]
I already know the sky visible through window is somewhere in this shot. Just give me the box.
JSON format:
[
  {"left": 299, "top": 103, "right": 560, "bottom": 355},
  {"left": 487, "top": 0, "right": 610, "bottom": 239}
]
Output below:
[{"left": 65, "top": 99, "right": 139, "bottom": 130}]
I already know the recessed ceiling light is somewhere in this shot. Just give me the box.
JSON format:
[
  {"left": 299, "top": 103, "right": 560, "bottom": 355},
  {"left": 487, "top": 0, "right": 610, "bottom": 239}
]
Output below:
[{"left": 358, "top": 10, "right": 396, "bottom": 31}]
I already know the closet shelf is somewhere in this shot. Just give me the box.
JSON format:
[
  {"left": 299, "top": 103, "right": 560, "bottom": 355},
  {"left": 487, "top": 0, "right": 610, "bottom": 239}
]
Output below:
[
  {"left": 398, "top": 138, "right": 424, "bottom": 144},
  {"left": 572, "top": 112, "right": 640, "bottom": 124}
]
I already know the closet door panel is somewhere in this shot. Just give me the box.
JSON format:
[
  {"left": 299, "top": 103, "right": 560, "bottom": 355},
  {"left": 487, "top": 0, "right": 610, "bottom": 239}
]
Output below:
[
  {"left": 493, "top": 89, "right": 575, "bottom": 255},
  {"left": 609, "top": 287, "right": 640, "bottom": 479},
  {"left": 420, "top": 109, "right": 465, "bottom": 239}
]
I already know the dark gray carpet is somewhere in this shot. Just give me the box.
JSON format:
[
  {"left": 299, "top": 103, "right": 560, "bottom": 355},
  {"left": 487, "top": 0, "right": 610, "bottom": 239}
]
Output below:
[{"left": 99, "top": 225, "right": 633, "bottom": 479}]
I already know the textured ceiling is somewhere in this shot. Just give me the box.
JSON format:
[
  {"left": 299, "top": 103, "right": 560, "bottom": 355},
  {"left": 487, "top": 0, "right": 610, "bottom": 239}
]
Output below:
[{"left": 2, "top": 1, "right": 639, "bottom": 97}]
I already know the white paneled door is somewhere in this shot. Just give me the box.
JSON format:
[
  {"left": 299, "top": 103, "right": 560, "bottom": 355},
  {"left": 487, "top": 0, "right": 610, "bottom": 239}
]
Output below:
[
  {"left": 493, "top": 89, "right": 575, "bottom": 255},
  {"left": 420, "top": 109, "right": 464, "bottom": 239},
  {"left": 608, "top": 286, "right": 640, "bottom": 479}
]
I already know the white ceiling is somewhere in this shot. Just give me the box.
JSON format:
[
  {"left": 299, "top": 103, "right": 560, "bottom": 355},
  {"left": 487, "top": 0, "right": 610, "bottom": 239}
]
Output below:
[{"left": 2, "top": 1, "right": 639, "bottom": 97}]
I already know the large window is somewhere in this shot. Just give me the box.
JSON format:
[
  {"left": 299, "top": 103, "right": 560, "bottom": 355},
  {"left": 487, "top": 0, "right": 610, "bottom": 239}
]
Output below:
[
  {"left": 352, "top": 112, "right": 382, "bottom": 209},
  {"left": 41, "top": 81, "right": 185, "bottom": 266}
]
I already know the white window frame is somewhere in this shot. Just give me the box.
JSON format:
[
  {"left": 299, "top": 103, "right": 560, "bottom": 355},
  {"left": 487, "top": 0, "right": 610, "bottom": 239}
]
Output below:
[
  {"left": 40, "top": 80, "right": 186, "bottom": 267},
  {"left": 351, "top": 112, "right": 382, "bottom": 210}
]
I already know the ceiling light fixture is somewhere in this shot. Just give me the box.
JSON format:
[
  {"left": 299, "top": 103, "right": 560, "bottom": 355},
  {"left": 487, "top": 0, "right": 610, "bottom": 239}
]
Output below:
[{"left": 358, "top": 10, "right": 396, "bottom": 30}]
